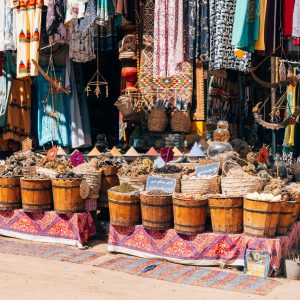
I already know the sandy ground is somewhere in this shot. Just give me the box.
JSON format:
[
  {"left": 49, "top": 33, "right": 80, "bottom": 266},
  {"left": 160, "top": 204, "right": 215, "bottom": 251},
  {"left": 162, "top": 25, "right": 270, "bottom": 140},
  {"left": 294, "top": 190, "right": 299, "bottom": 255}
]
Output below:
[{"left": 0, "top": 240, "right": 300, "bottom": 300}]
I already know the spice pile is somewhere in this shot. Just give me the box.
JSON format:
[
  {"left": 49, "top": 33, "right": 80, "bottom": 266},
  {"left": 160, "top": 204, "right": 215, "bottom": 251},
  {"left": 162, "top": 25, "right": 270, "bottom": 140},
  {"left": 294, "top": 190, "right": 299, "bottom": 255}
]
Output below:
[
  {"left": 97, "top": 153, "right": 124, "bottom": 167},
  {"left": 146, "top": 190, "right": 171, "bottom": 196},
  {"left": 118, "top": 159, "right": 153, "bottom": 177},
  {"left": 246, "top": 192, "right": 282, "bottom": 202},
  {"left": 154, "top": 165, "right": 181, "bottom": 174},
  {"left": 23, "top": 173, "right": 50, "bottom": 180},
  {"left": 38, "top": 157, "right": 73, "bottom": 173},
  {"left": 111, "top": 183, "right": 138, "bottom": 193},
  {"left": 56, "top": 172, "right": 83, "bottom": 179}
]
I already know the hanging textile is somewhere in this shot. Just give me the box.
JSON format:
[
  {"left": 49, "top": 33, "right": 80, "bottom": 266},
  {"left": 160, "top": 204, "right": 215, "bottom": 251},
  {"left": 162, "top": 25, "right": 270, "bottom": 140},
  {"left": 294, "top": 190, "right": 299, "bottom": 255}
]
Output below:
[
  {"left": 65, "top": 0, "right": 89, "bottom": 24},
  {"left": 12, "top": 0, "right": 43, "bottom": 78},
  {"left": 293, "top": 0, "right": 300, "bottom": 37},
  {"left": 69, "top": 21, "right": 96, "bottom": 62},
  {"left": 95, "top": 17, "right": 118, "bottom": 52},
  {"left": 97, "top": 0, "right": 115, "bottom": 26},
  {"left": 0, "top": 0, "right": 17, "bottom": 52},
  {"left": 255, "top": 0, "right": 267, "bottom": 51},
  {"left": 35, "top": 66, "right": 71, "bottom": 147},
  {"left": 79, "top": 0, "right": 97, "bottom": 32},
  {"left": 232, "top": 0, "right": 260, "bottom": 53},
  {"left": 209, "top": 0, "right": 251, "bottom": 72},
  {"left": 187, "top": 0, "right": 209, "bottom": 62},
  {"left": 283, "top": 0, "right": 296, "bottom": 37},
  {"left": 2, "top": 77, "right": 31, "bottom": 142},
  {"left": 0, "top": 52, "right": 14, "bottom": 128},
  {"left": 284, "top": 69, "right": 296, "bottom": 149},
  {"left": 46, "top": 0, "right": 65, "bottom": 35},
  {"left": 153, "top": 0, "right": 184, "bottom": 78}
]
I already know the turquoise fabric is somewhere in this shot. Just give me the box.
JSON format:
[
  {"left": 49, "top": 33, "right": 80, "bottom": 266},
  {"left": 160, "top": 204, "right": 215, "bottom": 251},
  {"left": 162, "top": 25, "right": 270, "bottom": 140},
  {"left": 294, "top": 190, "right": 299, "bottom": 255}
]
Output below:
[
  {"left": 0, "top": 52, "right": 14, "bottom": 127},
  {"left": 35, "top": 66, "right": 71, "bottom": 147},
  {"left": 97, "top": 0, "right": 115, "bottom": 25},
  {"left": 232, "top": 0, "right": 260, "bottom": 53}
]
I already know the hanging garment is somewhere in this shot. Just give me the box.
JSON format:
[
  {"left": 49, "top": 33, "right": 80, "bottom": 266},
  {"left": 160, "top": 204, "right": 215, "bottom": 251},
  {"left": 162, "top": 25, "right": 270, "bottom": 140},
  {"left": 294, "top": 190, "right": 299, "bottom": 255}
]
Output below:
[
  {"left": 0, "top": 0, "right": 17, "bottom": 52},
  {"left": 69, "top": 20, "right": 96, "bottom": 62},
  {"left": 232, "top": 0, "right": 260, "bottom": 53},
  {"left": 283, "top": 0, "right": 296, "bottom": 37},
  {"left": 65, "top": 0, "right": 89, "bottom": 24},
  {"left": 2, "top": 77, "right": 31, "bottom": 142},
  {"left": 255, "top": 0, "right": 267, "bottom": 51},
  {"left": 0, "top": 52, "right": 14, "bottom": 127},
  {"left": 293, "top": 0, "right": 300, "bottom": 37},
  {"left": 187, "top": 0, "right": 209, "bottom": 62},
  {"left": 35, "top": 66, "right": 71, "bottom": 147},
  {"left": 46, "top": 0, "right": 65, "bottom": 35},
  {"left": 209, "top": 0, "right": 251, "bottom": 72},
  {"left": 153, "top": 0, "right": 184, "bottom": 77},
  {"left": 97, "top": 0, "right": 115, "bottom": 26},
  {"left": 12, "top": 0, "right": 43, "bottom": 78},
  {"left": 95, "top": 17, "right": 118, "bottom": 52},
  {"left": 79, "top": 0, "right": 97, "bottom": 32}
]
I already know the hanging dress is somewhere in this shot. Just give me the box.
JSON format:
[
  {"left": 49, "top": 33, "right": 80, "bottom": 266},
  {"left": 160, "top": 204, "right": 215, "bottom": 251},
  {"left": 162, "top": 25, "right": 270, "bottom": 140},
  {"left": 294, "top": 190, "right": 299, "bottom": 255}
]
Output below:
[{"left": 153, "top": 0, "right": 184, "bottom": 77}]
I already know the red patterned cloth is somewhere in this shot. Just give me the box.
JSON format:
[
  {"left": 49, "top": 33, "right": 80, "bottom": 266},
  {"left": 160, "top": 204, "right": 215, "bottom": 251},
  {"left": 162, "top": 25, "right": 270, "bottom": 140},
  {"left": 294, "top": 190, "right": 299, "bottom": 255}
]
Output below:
[
  {"left": 0, "top": 210, "right": 96, "bottom": 247},
  {"left": 108, "top": 222, "right": 300, "bottom": 273}
]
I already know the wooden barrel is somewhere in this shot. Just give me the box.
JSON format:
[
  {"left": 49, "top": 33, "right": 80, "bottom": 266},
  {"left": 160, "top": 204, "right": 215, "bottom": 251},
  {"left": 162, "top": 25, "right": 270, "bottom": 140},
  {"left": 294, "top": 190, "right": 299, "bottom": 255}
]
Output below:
[
  {"left": 172, "top": 193, "right": 207, "bottom": 234},
  {"left": 0, "top": 177, "right": 21, "bottom": 210},
  {"left": 208, "top": 195, "right": 243, "bottom": 234},
  {"left": 244, "top": 197, "right": 281, "bottom": 237},
  {"left": 108, "top": 189, "right": 140, "bottom": 226},
  {"left": 99, "top": 166, "right": 120, "bottom": 208},
  {"left": 52, "top": 178, "right": 84, "bottom": 213},
  {"left": 21, "top": 178, "right": 52, "bottom": 212},
  {"left": 140, "top": 191, "right": 173, "bottom": 230},
  {"left": 277, "top": 201, "right": 295, "bottom": 236}
]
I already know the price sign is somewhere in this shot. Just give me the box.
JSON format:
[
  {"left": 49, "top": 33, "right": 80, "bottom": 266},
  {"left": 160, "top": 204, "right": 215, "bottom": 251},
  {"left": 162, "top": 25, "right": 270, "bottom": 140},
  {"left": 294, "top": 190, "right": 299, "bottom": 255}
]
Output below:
[
  {"left": 195, "top": 162, "right": 220, "bottom": 176},
  {"left": 146, "top": 176, "right": 177, "bottom": 194}
]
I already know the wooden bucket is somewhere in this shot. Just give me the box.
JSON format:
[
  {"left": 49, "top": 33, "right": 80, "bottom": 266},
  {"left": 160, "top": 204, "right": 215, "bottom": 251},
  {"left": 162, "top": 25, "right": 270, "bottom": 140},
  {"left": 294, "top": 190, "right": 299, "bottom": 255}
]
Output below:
[
  {"left": 0, "top": 177, "right": 21, "bottom": 210},
  {"left": 152, "top": 173, "right": 181, "bottom": 193},
  {"left": 52, "top": 178, "right": 85, "bottom": 213},
  {"left": 277, "top": 201, "right": 295, "bottom": 236},
  {"left": 99, "top": 166, "right": 120, "bottom": 208},
  {"left": 21, "top": 178, "right": 52, "bottom": 212},
  {"left": 243, "top": 197, "right": 281, "bottom": 237},
  {"left": 208, "top": 195, "right": 243, "bottom": 234},
  {"left": 172, "top": 193, "right": 207, "bottom": 234},
  {"left": 140, "top": 191, "right": 173, "bottom": 230},
  {"left": 108, "top": 189, "right": 140, "bottom": 226}
]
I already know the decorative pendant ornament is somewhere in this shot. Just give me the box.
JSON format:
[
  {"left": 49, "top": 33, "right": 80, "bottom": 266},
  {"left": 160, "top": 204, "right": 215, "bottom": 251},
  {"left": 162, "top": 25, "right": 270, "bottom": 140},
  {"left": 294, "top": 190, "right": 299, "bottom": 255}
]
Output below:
[
  {"left": 70, "top": 150, "right": 85, "bottom": 167},
  {"left": 47, "top": 146, "right": 59, "bottom": 159}
]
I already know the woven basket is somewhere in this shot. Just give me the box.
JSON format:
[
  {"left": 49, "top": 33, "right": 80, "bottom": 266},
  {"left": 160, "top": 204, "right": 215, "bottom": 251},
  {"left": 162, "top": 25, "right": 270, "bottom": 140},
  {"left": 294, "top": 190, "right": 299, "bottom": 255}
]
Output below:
[
  {"left": 171, "top": 110, "right": 191, "bottom": 133},
  {"left": 118, "top": 175, "right": 148, "bottom": 191},
  {"left": 147, "top": 108, "right": 168, "bottom": 132},
  {"left": 114, "top": 94, "right": 134, "bottom": 116},
  {"left": 221, "top": 175, "right": 264, "bottom": 196},
  {"left": 22, "top": 166, "right": 37, "bottom": 177},
  {"left": 181, "top": 176, "right": 221, "bottom": 194},
  {"left": 151, "top": 172, "right": 182, "bottom": 192},
  {"left": 73, "top": 167, "right": 102, "bottom": 199},
  {"left": 36, "top": 167, "right": 58, "bottom": 179}
]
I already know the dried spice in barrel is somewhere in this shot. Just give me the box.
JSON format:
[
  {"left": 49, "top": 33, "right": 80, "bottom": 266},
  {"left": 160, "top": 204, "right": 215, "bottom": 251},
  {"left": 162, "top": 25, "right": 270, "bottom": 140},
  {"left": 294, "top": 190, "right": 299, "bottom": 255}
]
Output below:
[{"left": 111, "top": 183, "right": 138, "bottom": 193}]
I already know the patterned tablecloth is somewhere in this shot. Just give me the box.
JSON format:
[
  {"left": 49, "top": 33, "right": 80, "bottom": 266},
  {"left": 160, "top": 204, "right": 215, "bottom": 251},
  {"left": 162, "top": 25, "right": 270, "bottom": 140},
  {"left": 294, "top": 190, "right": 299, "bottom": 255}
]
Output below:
[
  {"left": 108, "top": 222, "right": 300, "bottom": 273},
  {"left": 0, "top": 210, "right": 96, "bottom": 248}
]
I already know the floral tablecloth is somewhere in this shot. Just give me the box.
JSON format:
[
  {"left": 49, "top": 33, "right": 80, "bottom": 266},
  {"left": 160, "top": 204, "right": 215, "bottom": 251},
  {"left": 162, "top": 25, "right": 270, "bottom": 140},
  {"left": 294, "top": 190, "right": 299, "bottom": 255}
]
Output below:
[
  {"left": 0, "top": 210, "right": 96, "bottom": 248},
  {"left": 108, "top": 222, "right": 300, "bottom": 272}
]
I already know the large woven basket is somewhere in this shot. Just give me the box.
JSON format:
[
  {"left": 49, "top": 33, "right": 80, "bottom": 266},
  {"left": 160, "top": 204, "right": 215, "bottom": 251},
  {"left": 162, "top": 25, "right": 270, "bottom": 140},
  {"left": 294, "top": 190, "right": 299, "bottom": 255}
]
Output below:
[
  {"left": 114, "top": 94, "right": 134, "bottom": 116},
  {"left": 221, "top": 175, "right": 264, "bottom": 196},
  {"left": 147, "top": 108, "right": 168, "bottom": 132},
  {"left": 118, "top": 175, "right": 148, "bottom": 191},
  {"left": 181, "top": 176, "right": 221, "bottom": 194},
  {"left": 171, "top": 110, "right": 191, "bottom": 133},
  {"left": 73, "top": 167, "right": 102, "bottom": 199}
]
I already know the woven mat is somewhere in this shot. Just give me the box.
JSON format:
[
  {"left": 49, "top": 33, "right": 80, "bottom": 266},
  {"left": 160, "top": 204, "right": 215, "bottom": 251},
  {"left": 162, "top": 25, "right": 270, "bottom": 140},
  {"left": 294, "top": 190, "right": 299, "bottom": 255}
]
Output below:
[{"left": 97, "top": 256, "right": 282, "bottom": 296}]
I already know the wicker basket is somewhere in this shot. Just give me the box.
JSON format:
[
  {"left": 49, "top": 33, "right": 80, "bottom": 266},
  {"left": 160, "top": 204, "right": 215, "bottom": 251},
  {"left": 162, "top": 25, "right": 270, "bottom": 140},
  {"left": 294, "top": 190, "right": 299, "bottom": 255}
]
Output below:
[
  {"left": 118, "top": 175, "right": 148, "bottom": 191},
  {"left": 73, "top": 167, "right": 102, "bottom": 199},
  {"left": 221, "top": 175, "right": 264, "bottom": 196},
  {"left": 181, "top": 176, "right": 221, "bottom": 194},
  {"left": 114, "top": 94, "right": 134, "bottom": 116},
  {"left": 171, "top": 110, "right": 191, "bottom": 133},
  {"left": 147, "top": 108, "right": 168, "bottom": 132}
]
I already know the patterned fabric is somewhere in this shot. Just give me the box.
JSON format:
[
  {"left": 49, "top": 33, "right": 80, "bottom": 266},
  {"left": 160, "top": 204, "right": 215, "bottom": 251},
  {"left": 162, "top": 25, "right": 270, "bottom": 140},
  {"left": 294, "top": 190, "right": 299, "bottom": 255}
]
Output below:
[
  {"left": 153, "top": 0, "right": 184, "bottom": 77},
  {"left": 79, "top": 0, "right": 97, "bottom": 32},
  {"left": 46, "top": 0, "right": 65, "bottom": 36},
  {"left": 293, "top": 0, "right": 300, "bottom": 37},
  {"left": 143, "top": 0, "right": 155, "bottom": 36},
  {"left": 0, "top": 210, "right": 96, "bottom": 247},
  {"left": 187, "top": 0, "right": 209, "bottom": 62},
  {"left": 209, "top": 0, "right": 251, "bottom": 71},
  {"left": 108, "top": 222, "right": 300, "bottom": 273},
  {"left": 0, "top": 0, "right": 17, "bottom": 51},
  {"left": 14, "top": 0, "right": 43, "bottom": 78},
  {"left": 65, "top": 0, "right": 89, "bottom": 24},
  {"left": 2, "top": 77, "right": 31, "bottom": 142}
]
